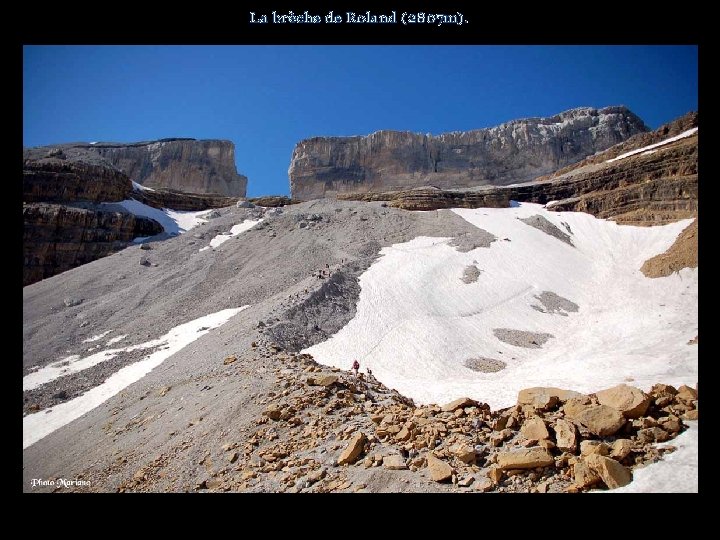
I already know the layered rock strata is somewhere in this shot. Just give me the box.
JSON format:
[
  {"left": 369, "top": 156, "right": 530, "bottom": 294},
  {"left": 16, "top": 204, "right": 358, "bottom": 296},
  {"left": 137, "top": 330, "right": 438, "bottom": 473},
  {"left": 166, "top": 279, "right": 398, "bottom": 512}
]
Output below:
[{"left": 290, "top": 106, "right": 648, "bottom": 199}]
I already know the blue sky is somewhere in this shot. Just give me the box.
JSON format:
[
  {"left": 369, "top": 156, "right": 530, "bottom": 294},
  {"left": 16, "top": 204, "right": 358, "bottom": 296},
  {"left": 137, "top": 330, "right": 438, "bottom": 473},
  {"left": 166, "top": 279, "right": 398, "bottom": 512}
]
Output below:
[{"left": 23, "top": 45, "right": 698, "bottom": 197}]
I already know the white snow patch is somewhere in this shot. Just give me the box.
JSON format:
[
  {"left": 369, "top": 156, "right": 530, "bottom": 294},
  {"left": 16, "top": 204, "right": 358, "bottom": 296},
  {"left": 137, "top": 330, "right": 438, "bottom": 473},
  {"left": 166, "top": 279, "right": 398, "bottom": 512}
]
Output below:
[
  {"left": 131, "top": 181, "right": 155, "bottom": 192},
  {"left": 206, "top": 219, "right": 263, "bottom": 249},
  {"left": 603, "top": 421, "right": 698, "bottom": 493},
  {"left": 606, "top": 128, "right": 697, "bottom": 163},
  {"left": 641, "top": 150, "right": 657, "bottom": 156},
  {"left": 106, "top": 335, "right": 127, "bottom": 346},
  {"left": 199, "top": 246, "right": 210, "bottom": 252},
  {"left": 304, "top": 203, "right": 697, "bottom": 410},
  {"left": 82, "top": 331, "right": 110, "bottom": 343},
  {"left": 23, "top": 306, "right": 249, "bottom": 449},
  {"left": 108, "top": 199, "right": 211, "bottom": 235}
]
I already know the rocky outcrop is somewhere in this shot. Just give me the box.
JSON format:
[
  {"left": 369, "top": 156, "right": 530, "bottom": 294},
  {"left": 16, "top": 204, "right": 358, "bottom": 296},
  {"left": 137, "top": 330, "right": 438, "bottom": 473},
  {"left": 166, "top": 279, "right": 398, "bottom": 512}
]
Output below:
[
  {"left": 132, "top": 188, "right": 240, "bottom": 211},
  {"left": 23, "top": 152, "right": 131, "bottom": 203},
  {"left": 640, "top": 219, "right": 697, "bottom": 277},
  {"left": 289, "top": 106, "right": 648, "bottom": 199},
  {"left": 248, "top": 196, "right": 300, "bottom": 208},
  {"left": 27, "top": 138, "right": 248, "bottom": 197},
  {"left": 23, "top": 203, "right": 163, "bottom": 285}
]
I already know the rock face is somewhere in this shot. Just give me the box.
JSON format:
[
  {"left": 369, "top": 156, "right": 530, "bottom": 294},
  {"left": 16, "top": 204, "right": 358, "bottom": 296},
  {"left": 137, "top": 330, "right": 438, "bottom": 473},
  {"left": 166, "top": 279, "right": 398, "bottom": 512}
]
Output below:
[
  {"left": 23, "top": 203, "right": 163, "bottom": 285},
  {"left": 289, "top": 106, "right": 648, "bottom": 199},
  {"left": 26, "top": 138, "right": 248, "bottom": 197},
  {"left": 22, "top": 139, "right": 248, "bottom": 285},
  {"left": 338, "top": 112, "right": 697, "bottom": 228},
  {"left": 132, "top": 188, "right": 240, "bottom": 211},
  {"left": 23, "top": 154, "right": 131, "bottom": 203}
]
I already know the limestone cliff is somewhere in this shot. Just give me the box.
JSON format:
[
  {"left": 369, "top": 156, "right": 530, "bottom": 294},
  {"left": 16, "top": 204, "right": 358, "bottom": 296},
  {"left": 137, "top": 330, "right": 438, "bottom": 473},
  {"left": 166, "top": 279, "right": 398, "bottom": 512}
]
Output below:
[
  {"left": 88, "top": 138, "right": 247, "bottom": 197},
  {"left": 27, "top": 138, "right": 248, "bottom": 197},
  {"left": 289, "top": 106, "right": 648, "bottom": 199},
  {"left": 340, "top": 112, "right": 697, "bottom": 227}
]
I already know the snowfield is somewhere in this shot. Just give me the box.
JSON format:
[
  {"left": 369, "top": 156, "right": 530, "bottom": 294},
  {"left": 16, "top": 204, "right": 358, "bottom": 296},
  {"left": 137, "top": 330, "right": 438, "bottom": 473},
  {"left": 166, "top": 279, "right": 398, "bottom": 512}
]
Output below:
[
  {"left": 23, "top": 307, "right": 248, "bottom": 449},
  {"left": 304, "top": 203, "right": 697, "bottom": 409}
]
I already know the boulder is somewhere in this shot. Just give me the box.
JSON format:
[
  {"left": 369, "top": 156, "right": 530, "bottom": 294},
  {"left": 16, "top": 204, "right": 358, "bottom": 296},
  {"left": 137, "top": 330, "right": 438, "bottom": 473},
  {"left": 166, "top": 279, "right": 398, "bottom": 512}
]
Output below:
[
  {"left": 442, "top": 397, "right": 478, "bottom": 412},
  {"left": 573, "top": 460, "right": 602, "bottom": 488},
  {"left": 337, "top": 432, "right": 367, "bottom": 465},
  {"left": 487, "top": 467, "right": 504, "bottom": 485},
  {"left": 496, "top": 447, "right": 554, "bottom": 470},
  {"left": 637, "top": 427, "right": 669, "bottom": 443},
  {"left": 518, "top": 387, "right": 585, "bottom": 409},
  {"left": 383, "top": 454, "right": 407, "bottom": 470},
  {"left": 610, "top": 439, "right": 633, "bottom": 461},
  {"left": 650, "top": 383, "right": 678, "bottom": 397},
  {"left": 683, "top": 410, "right": 699, "bottom": 421},
  {"left": 521, "top": 416, "right": 550, "bottom": 441},
  {"left": 571, "top": 404, "right": 626, "bottom": 436},
  {"left": 676, "top": 384, "right": 698, "bottom": 402},
  {"left": 458, "top": 476, "right": 474, "bottom": 488},
  {"left": 580, "top": 440, "right": 610, "bottom": 457},
  {"left": 223, "top": 355, "right": 237, "bottom": 365},
  {"left": 426, "top": 453, "right": 453, "bottom": 482},
  {"left": 596, "top": 384, "right": 651, "bottom": 418},
  {"left": 585, "top": 454, "right": 633, "bottom": 489},
  {"left": 263, "top": 404, "right": 282, "bottom": 421},
  {"left": 452, "top": 444, "right": 477, "bottom": 464},
  {"left": 562, "top": 396, "right": 592, "bottom": 418},
  {"left": 661, "top": 419, "right": 682, "bottom": 434},
  {"left": 553, "top": 419, "right": 578, "bottom": 453},
  {"left": 308, "top": 374, "right": 339, "bottom": 387}
]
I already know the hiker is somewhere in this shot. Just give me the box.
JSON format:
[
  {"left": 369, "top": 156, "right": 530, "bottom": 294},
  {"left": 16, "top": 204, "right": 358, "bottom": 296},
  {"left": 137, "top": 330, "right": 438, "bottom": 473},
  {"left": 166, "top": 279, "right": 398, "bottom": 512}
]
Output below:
[
  {"left": 366, "top": 368, "right": 373, "bottom": 381},
  {"left": 351, "top": 359, "right": 360, "bottom": 378}
]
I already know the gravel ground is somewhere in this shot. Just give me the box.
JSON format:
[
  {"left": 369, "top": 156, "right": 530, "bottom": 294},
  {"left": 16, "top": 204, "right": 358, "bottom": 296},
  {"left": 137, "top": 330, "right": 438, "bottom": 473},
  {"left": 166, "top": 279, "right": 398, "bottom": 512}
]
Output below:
[
  {"left": 492, "top": 328, "right": 554, "bottom": 349},
  {"left": 448, "top": 228, "right": 496, "bottom": 252},
  {"left": 518, "top": 215, "right": 574, "bottom": 246},
  {"left": 463, "top": 357, "right": 506, "bottom": 373},
  {"left": 531, "top": 291, "right": 579, "bottom": 316},
  {"left": 461, "top": 265, "right": 482, "bottom": 284}
]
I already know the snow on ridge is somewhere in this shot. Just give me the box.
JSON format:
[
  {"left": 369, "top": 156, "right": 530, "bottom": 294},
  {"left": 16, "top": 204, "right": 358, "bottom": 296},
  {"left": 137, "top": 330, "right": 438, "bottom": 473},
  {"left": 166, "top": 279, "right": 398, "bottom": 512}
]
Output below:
[
  {"left": 105, "top": 199, "right": 211, "bottom": 236},
  {"left": 607, "top": 128, "right": 697, "bottom": 163},
  {"left": 304, "top": 203, "right": 697, "bottom": 410},
  {"left": 131, "top": 180, "right": 155, "bottom": 192},
  {"left": 205, "top": 219, "right": 263, "bottom": 249},
  {"left": 23, "top": 306, "right": 249, "bottom": 449}
]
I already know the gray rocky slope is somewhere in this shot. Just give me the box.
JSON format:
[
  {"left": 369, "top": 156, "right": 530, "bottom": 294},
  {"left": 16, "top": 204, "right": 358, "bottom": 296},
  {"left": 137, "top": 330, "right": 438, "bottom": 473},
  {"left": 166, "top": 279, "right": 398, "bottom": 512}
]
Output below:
[{"left": 23, "top": 200, "right": 481, "bottom": 492}]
